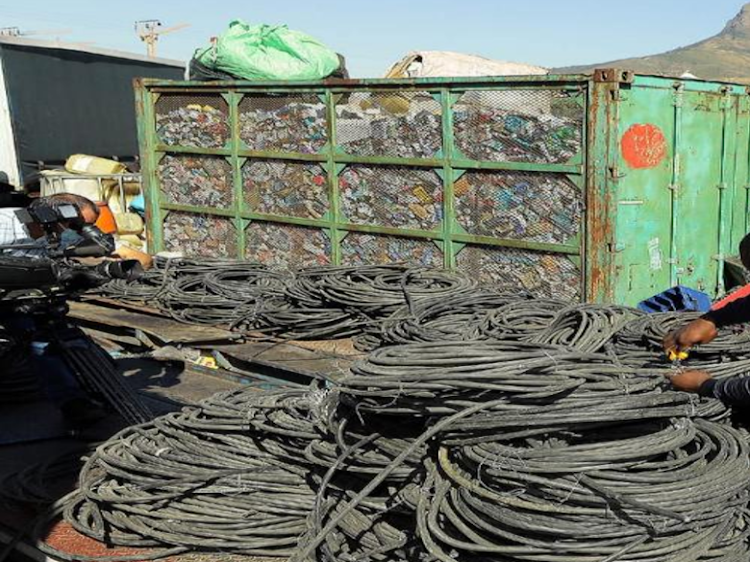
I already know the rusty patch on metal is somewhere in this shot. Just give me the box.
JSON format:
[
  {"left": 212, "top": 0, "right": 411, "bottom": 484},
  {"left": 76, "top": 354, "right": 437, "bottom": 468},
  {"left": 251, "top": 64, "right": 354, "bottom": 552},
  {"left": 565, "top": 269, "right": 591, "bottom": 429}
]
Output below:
[{"left": 586, "top": 84, "right": 616, "bottom": 301}]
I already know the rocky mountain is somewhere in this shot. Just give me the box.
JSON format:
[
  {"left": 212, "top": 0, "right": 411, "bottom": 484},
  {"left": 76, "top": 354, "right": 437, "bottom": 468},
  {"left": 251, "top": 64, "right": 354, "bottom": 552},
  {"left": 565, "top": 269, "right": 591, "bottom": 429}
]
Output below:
[{"left": 555, "top": 3, "right": 750, "bottom": 83}]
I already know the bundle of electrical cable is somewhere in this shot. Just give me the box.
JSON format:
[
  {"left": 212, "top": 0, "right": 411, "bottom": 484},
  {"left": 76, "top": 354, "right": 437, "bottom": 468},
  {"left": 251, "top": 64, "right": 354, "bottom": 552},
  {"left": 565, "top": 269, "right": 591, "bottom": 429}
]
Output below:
[
  {"left": 352, "top": 288, "right": 525, "bottom": 351},
  {"left": 528, "top": 303, "right": 644, "bottom": 353},
  {"left": 357, "top": 300, "right": 644, "bottom": 354},
  {"left": 476, "top": 297, "right": 569, "bottom": 340},
  {"left": 35, "top": 383, "right": 425, "bottom": 561},
  {"left": 240, "top": 265, "right": 478, "bottom": 341},
  {"left": 296, "top": 340, "right": 748, "bottom": 562},
  {"left": 95, "top": 262, "right": 478, "bottom": 340},
  {"left": 613, "top": 312, "right": 750, "bottom": 379},
  {"left": 41, "top": 335, "right": 750, "bottom": 562},
  {"left": 301, "top": 398, "right": 430, "bottom": 562},
  {"left": 95, "top": 256, "right": 255, "bottom": 303},
  {"left": 37, "top": 387, "right": 330, "bottom": 561},
  {"left": 96, "top": 257, "right": 289, "bottom": 326}
]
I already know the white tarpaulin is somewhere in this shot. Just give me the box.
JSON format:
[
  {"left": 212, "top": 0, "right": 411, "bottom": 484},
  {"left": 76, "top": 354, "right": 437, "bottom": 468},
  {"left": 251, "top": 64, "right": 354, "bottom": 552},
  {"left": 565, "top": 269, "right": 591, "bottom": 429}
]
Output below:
[
  {"left": 385, "top": 51, "right": 551, "bottom": 115},
  {"left": 384, "top": 51, "right": 548, "bottom": 79}
]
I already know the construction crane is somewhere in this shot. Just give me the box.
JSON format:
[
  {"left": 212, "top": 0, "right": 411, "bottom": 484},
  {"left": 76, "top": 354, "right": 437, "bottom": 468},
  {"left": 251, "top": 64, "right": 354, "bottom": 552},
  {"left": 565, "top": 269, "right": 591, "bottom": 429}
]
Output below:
[{"left": 135, "top": 20, "right": 189, "bottom": 58}]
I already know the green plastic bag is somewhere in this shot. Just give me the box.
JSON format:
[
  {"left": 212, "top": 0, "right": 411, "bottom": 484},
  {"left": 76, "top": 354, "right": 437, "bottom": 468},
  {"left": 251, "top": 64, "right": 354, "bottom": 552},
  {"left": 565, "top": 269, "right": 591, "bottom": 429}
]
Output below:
[{"left": 195, "top": 20, "right": 340, "bottom": 81}]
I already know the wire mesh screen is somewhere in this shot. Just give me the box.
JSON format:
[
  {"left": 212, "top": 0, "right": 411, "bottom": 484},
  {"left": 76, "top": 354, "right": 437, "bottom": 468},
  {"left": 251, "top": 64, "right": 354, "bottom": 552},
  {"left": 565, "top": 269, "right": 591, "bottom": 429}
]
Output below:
[
  {"left": 242, "top": 160, "right": 328, "bottom": 219},
  {"left": 246, "top": 222, "right": 331, "bottom": 269},
  {"left": 163, "top": 212, "right": 238, "bottom": 257},
  {"left": 239, "top": 94, "right": 327, "bottom": 153},
  {"left": 341, "top": 232, "right": 443, "bottom": 267},
  {"left": 340, "top": 165, "right": 443, "bottom": 230},
  {"left": 455, "top": 171, "right": 582, "bottom": 244},
  {"left": 453, "top": 89, "right": 583, "bottom": 163},
  {"left": 158, "top": 155, "right": 233, "bottom": 208},
  {"left": 335, "top": 91, "right": 442, "bottom": 158},
  {"left": 456, "top": 245, "right": 580, "bottom": 300},
  {"left": 155, "top": 94, "right": 230, "bottom": 149}
]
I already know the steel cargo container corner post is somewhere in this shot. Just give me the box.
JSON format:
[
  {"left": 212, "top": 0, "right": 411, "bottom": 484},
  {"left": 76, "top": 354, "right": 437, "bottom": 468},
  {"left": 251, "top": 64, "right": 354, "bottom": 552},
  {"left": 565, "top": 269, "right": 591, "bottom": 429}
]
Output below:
[
  {"left": 585, "top": 69, "right": 633, "bottom": 303},
  {"left": 134, "top": 78, "right": 164, "bottom": 253}
]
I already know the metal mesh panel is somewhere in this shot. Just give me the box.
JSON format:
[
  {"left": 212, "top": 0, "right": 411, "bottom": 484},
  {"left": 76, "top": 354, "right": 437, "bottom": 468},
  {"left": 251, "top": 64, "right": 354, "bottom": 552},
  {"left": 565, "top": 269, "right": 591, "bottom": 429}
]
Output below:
[
  {"left": 159, "top": 155, "right": 233, "bottom": 208},
  {"left": 336, "top": 91, "right": 442, "bottom": 158},
  {"left": 163, "top": 212, "right": 237, "bottom": 257},
  {"left": 246, "top": 222, "right": 331, "bottom": 269},
  {"left": 341, "top": 232, "right": 443, "bottom": 267},
  {"left": 453, "top": 89, "right": 583, "bottom": 163},
  {"left": 242, "top": 160, "right": 328, "bottom": 219},
  {"left": 455, "top": 171, "right": 582, "bottom": 244},
  {"left": 239, "top": 94, "right": 327, "bottom": 153},
  {"left": 155, "top": 94, "right": 229, "bottom": 148},
  {"left": 340, "top": 165, "right": 443, "bottom": 230},
  {"left": 456, "top": 245, "right": 580, "bottom": 300}
]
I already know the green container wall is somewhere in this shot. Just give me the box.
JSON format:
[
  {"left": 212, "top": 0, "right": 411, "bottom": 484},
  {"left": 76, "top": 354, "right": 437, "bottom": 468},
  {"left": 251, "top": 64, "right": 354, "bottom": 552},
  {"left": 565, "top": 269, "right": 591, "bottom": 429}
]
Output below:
[
  {"left": 588, "top": 71, "right": 750, "bottom": 305},
  {"left": 134, "top": 71, "right": 750, "bottom": 306}
]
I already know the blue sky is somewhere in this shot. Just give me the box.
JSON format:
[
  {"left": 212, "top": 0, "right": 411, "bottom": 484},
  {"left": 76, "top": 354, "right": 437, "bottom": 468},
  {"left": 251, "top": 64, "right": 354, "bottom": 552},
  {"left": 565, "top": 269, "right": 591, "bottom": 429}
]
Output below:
[{"left": 0, "top": 0, "right": 747, "bottom": 76}]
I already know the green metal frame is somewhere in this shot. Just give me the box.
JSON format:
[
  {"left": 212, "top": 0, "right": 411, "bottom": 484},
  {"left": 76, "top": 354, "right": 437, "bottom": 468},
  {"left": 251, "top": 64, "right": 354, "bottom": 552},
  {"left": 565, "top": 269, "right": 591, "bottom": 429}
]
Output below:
[{"left": 135, "top": 74, "right": 587, "bottom": 291}]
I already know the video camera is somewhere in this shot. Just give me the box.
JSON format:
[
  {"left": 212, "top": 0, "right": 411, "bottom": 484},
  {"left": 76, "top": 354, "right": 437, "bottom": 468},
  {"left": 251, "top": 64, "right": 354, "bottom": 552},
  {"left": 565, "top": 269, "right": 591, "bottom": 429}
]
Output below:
[
  {"left": 0, "top": 200, "right": 142, "bottom": 299},
  {"left": 14, "top": 202, "right": 116, "bottom": 258}
]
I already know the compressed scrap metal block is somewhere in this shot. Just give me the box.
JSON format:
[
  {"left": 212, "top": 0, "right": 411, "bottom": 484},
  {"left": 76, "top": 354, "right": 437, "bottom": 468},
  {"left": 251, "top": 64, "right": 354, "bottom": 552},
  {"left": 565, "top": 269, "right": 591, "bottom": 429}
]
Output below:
[
  {"left": 159, "top": 155, "right": 233, "bottom": 208},
  {"left": 456, "top": 245, "right": 580, "bottom": 301},
  {"left": 336, "top": 91, "right": 442, "bottom": 158},
  {"left": 453, "top": 90, "right": 582, "bottom": 164},
  {"left": 163, "top": 212, "right": 237, "bottom": 258},
  {"left": 239, "top": 95, "right": 328, "bottom": 154},
  {"left": 243, "top": 160, "right": 329, "bottom": 219},
  {"left": 455, "top": 171, "right": 581, "bottom": 244},
  {"left": 340, "top": 165, "right": 443, "bottom": 230},
  {"left": 156, "top": 96, "right": 230, "bottom": 149},
  {"left": 246, "top": 222, "right": 331, "bottom": 270},
  {"left": 341, "top": 232, "right": 443, "bottom": 268}
]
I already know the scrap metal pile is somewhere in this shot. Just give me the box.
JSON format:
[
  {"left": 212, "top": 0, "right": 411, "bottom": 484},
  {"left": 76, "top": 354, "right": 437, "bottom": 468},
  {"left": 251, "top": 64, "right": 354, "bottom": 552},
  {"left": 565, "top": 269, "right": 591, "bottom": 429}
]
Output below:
[{"left": 48, "top": 261, "right": 750, "bottom": 560}]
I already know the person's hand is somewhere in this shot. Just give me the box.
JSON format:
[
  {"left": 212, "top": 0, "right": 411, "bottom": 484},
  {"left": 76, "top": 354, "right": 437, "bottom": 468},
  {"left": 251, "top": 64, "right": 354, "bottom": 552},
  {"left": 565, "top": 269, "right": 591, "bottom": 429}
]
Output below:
[
  {"left": 663, "top": 318, "right": 718, "bottom": 354},
  {"left": 666, "top": 369, "right": 713, "bottom": 393}
]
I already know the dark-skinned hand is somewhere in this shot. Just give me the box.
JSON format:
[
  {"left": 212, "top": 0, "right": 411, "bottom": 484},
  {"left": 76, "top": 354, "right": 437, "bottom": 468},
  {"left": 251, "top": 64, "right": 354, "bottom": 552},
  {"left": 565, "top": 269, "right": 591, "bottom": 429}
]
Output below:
[
  {"left": 667, "top": 369, "right": 712, "bottom": 393},
  {"left": 663, "top": 318, "right": 718, "bottom": 354}
]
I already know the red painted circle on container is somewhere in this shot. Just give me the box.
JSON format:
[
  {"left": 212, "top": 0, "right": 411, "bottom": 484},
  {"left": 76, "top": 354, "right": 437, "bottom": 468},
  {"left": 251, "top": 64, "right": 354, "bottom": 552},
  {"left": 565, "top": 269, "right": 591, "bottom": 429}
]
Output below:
[{"left": 621, "top": 124, "right": 667, "bottom": 169}]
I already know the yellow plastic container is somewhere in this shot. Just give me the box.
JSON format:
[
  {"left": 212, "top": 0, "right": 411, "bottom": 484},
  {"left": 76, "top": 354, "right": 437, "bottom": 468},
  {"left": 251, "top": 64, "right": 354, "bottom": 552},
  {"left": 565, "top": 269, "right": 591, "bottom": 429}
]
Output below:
[
  {"left": 114, "top": 212, "right": 144, "bottom": 236},
  {"left": 65, "top": 154, "right": 126, "bottom": 176}
]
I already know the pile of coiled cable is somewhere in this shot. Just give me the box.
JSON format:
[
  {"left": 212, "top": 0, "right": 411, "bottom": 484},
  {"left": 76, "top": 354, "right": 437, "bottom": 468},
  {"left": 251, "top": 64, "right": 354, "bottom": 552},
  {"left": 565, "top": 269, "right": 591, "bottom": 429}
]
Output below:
[
  {"left": 528, "top": 303, "right": 644, "bottom": 353},
  {"left": 477, "top": 298, "right": 569, "bottom": 340},
  {"left": 45, "top": 335, "right": 750, "bottom": 562},
  {"left": 39, "top": 388, "right": 328, "bottom": 560},
  {"left": 97, "top": 257, "right": 289, "bottom": 326},
  {"left": 248, "top": 265, "right": 477, "bottom": 341},
  {"left": 96, "top": 261, "right": 477, "bottom": 340},
  {"left": 613, "top": 312, "right": 750, "bottom": 379},
  {"left": 295, "top": 341, "right": 747, "bottom": 562},
  {"left": 421, "top": 418, "right": 750, "bottom": 562},
  {"left": 353, "top": 289, "right": 524, "bottom": 351},
  {"left": 74, "top": 259, "right": 750, "bottom": 561}
]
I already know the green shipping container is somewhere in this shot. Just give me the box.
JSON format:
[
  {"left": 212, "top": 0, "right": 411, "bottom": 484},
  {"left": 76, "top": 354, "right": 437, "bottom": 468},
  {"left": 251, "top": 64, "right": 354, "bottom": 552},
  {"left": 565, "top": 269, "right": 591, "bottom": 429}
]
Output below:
[{"left": 134, "top": 69, "right": 750, "bottom": 306}]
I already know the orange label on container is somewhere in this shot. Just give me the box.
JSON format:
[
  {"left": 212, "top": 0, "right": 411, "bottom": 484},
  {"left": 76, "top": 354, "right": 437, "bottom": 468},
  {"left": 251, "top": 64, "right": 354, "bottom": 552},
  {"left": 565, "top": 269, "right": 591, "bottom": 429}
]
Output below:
[{"left": 621, "top": 124, "right": 667, "bottom": 169}]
